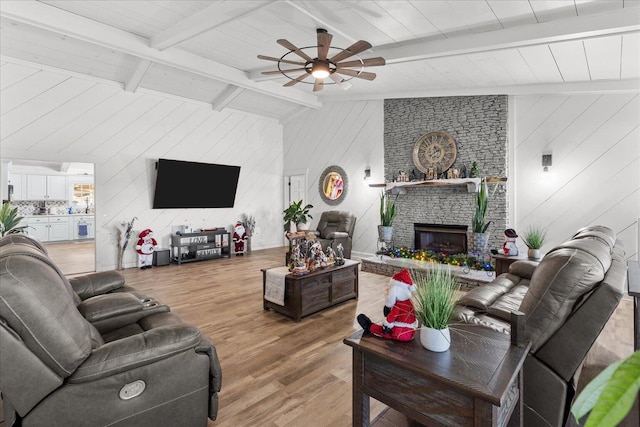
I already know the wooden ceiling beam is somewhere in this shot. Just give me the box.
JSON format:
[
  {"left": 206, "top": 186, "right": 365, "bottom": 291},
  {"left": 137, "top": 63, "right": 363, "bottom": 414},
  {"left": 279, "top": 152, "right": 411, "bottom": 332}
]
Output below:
[
  {"left": 376, "top": 8, "right": 640, "bottom": 65},
  {"left": 123, "top": 59, "right": 153, "bottom": 93},
  {"left": 151, "top": 1, "right": 279, "bottom": 50},
  {"left": 1, "top": 0, "right": 321, "bottom": 109}
]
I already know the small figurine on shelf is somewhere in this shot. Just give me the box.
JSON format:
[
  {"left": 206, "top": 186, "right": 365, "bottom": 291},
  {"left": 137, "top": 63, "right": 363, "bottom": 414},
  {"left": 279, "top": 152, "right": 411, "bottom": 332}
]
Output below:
[
  {"left": 335, "top": 243, "right": 345, "bottom": 266},
  {"left": 233, "top": 221, "right": 248, "bottom": 256},
  {"left": 325, "top": 246, "right": 335, "bottom": 265},
  {"left": 289, "top": 244, "right": 307, "bottom": 274},
  {"left": 469, "top": 161, "right": 480, "bottom": 178},
  {"left": 135, "top": 228, "right": 157, "bottom": 269},
  {"left": 357, "top": 269, "right": 418, "bottom": 341},
  {"left": 503, "top": 228, "right": 519, "bottom": 256}
]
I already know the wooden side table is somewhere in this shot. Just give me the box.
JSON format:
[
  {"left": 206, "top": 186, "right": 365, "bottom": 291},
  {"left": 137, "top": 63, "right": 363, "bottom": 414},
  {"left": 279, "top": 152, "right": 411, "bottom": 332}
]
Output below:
[
  {"left": 492, "top": 253, "right": 527, "bottom": 276},
  {"left": 344, "top": 324, "right": 531, "bottom": 426}
]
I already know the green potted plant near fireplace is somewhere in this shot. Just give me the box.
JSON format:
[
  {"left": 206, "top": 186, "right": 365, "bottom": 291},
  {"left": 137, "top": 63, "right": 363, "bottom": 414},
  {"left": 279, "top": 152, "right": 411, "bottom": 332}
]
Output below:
[
  {"left": 470, "top": 178, "right": 492, "bottom": 253},
  {"left": 283, "top": 200, "right": 313, "bottom": 233},
  {"left": 378, "top": 191, "right": 396, "bottom": 243},
  {"left": 412, "top": 264, "right": 461, "bottom": 352}
]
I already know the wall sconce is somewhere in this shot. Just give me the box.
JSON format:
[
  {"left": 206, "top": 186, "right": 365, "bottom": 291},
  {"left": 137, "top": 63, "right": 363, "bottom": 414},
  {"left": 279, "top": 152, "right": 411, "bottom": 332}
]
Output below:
[
  {"left": 542, "top": 154, "right": 552, "bottom": 172},
  {"left": 364, "top": 167, "right": 371, "bottom": 180}
]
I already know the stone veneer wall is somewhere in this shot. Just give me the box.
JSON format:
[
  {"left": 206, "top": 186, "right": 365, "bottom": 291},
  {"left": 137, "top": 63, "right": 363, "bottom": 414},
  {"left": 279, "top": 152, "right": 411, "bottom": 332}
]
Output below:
[{"left": 383, "top": 96, "right": 508, "bottom": 251}]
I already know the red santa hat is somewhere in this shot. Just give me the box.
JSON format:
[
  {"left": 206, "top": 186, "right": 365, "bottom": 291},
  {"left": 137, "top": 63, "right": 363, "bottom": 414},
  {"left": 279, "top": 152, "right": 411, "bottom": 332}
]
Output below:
[
  {"left": 139, "top": 229, "right": 153, "bottom": 238},
  {"left": 386, "top": 269, "right": 416, "bottom": 306}
]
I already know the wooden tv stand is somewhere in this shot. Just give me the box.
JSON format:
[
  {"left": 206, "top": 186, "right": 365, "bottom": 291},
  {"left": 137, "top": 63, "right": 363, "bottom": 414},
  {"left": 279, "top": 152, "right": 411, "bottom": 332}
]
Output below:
[{"left": 262, "top": 261, "right": 359, "bottom": 322}]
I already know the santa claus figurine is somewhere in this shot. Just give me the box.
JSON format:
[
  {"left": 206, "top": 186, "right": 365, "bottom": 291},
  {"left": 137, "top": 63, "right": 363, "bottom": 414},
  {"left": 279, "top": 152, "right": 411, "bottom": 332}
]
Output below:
[
  {"left": 233, "top": 221, "right": 247, "bottom": 256},
  {"left": 135, "top": 228, "right": 157, "bottom": 269},
  {"left": 357, "top": 269, "right": 418, "bottom": 342}
]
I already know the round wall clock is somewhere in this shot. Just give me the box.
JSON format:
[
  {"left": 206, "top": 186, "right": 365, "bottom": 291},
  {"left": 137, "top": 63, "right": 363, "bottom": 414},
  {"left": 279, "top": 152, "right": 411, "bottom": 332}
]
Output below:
[{"left": 412, "top": 131, "right": 457, "bottom": 175}]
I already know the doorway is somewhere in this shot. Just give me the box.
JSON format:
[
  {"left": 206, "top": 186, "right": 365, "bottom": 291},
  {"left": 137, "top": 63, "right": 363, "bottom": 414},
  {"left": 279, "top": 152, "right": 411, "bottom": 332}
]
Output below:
[{"left": 1, "top": 159, "right": 96, "bottom": 275}]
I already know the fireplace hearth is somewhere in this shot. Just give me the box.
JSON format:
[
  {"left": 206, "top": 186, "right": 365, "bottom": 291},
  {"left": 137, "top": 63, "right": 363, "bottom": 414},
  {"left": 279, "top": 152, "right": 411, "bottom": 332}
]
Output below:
[{"left": 414, "top": 224, "right": 468, "bottom": 254}]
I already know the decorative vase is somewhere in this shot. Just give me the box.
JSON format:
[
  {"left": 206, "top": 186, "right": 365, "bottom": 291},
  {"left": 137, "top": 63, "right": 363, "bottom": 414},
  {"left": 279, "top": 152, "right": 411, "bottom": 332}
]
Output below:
[
  {"left": 528, "top": 248, "right": 541, "bottom": 260},
  {"left": 470, "top": 232, "right": 489, "bottom": 254},
  {"left": 297, "top": 222, "right": 310, "bottom": 231},
  {"left": 378, "top": 225, "right": 393, "bottom": 242},
  {"left": 419, "top": 326, "right": 451, "bottom": 352}
]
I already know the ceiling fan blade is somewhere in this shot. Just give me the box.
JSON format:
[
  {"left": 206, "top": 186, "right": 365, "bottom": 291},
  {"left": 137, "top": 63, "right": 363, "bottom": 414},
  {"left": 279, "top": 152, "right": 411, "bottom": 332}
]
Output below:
[
  {"left": 277, "top": 39, "right": 313, "bottom": 62},
  {"left": 261, "top": 68, "right": 307, "bottom": 76},
  {"left": 329, "top": 40, "right": 372, "bottom": 63},
  {"left": 283, "top": 72, "right": 312, "bottom": 87},
  {"left": 329, "top": 73, "right": 352, "bottom": 90},
  {"left": 335, "top": 68, "right": 377, "bottom": 80},
  {"left": 317, "top": 29, "right": 332, "bottom": 61},
  {"left": 257, "top": 55, "right": 306, "bottom": 66},
  {"left": 337, "top": 57, "right": 386, "bottom": 68},
  {"left": 313, "top": 78, "right": 323, "bottom": 92}
]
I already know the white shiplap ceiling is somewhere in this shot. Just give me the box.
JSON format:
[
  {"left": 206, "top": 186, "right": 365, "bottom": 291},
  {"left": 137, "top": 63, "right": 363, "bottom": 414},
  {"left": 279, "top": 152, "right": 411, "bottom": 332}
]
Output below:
[{"left": 1, "top": 0, "right": 639, "bottom": 121}]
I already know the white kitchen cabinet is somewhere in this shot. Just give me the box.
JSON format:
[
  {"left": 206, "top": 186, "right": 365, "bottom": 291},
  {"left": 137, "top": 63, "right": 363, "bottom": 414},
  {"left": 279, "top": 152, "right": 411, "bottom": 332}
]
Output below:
[
  {"left": 26, "top": 175, "right": 67, "bottom": 200},
  {"left": 25, "top": 216, "right": 70, "bottom": 242},
  {"left": 72, "top": 215, "right": 95, "bottom": 240}
]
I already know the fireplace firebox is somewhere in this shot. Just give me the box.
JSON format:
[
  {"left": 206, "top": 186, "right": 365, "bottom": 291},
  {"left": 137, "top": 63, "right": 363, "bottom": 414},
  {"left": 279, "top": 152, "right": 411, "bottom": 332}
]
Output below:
[{"left": 414, "top": 224, "right": 468, "bottom": 254}]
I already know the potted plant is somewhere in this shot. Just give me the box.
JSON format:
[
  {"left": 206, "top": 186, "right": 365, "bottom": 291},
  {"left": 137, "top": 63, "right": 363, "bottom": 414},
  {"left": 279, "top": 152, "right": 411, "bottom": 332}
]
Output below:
[
  {"left": 412, "top": 264, "right": 461, "bottom": 352},
  {"left": 283, "top": 200, "right": 313, "bottom": 232},
  {"left": 0, "top": 202, "right": 27, "bottom": 237},
  {"left": 522, "top": 226, "right": 546, "bottom": 260},
  {"left": 378, "top": 191, "right": 396, "bottom": 242},
  {"left": 571, "top": 350, "right": 640, "bottom": 426},
  {"left": 470, "top": 178, "right": 492, "bottom": 253}
]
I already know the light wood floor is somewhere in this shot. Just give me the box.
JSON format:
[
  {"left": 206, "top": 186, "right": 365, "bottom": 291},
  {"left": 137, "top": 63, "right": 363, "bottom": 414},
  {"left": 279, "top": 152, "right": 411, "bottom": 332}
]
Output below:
[{"left": 43, "top": 243, "right": 636, "bottom": 426}]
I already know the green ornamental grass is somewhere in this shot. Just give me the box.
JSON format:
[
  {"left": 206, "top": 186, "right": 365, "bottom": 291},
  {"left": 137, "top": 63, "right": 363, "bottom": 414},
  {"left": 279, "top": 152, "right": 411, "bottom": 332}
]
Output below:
[
  {"left": 522, "top": 226, "right": 547, "bottom": 249},
  {"left": 412, "top": 264, "right": 461, "bottom": 330}
]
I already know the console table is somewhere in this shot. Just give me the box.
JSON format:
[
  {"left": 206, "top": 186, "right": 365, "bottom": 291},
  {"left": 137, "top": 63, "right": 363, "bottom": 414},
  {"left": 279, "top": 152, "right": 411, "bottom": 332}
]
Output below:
[
  {"left": 262, "top": 260, "right": 359, "bottom": 322},
  {"left": 344, "top": 324, "right": 531, "bottom": 426}
]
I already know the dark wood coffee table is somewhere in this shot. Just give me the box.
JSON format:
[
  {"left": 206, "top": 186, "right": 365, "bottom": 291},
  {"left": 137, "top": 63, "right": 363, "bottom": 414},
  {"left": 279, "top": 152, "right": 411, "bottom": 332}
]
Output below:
[
  {"left": 344, "top": 324, "right": 531, "bottom": 426},
  {"left": 262, "top": 260, "right": 359, "bottom": 322}
]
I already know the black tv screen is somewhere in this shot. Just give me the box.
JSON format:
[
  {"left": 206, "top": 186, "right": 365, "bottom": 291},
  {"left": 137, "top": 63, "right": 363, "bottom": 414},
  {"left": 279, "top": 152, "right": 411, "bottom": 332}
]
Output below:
[{"left": 153, "top": 159, "right": 240, "bottom": 208}]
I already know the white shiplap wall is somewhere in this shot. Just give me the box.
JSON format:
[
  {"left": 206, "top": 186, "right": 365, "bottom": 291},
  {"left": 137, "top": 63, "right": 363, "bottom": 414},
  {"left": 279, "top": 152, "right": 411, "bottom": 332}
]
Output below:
[
  {"left": 514, "top": 93, "right": 640, "bottom": 260},
  {"left": 0, "top": 61, "right": 285, "bottom": 270},
  {"left": 283, "top": 100, "right": 384, "bottom": 257}
]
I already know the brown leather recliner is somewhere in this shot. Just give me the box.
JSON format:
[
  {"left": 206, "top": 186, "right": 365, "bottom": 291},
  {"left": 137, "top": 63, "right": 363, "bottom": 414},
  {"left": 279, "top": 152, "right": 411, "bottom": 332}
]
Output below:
[
  {"left": 310, "top": 210, "right": 356, "bottom": 258},
  {"left": 454, "top": 225, "right": 626, "bottom": 427},
  {"left": 0, "top": 236, "right": 222, "bottom": 426}
]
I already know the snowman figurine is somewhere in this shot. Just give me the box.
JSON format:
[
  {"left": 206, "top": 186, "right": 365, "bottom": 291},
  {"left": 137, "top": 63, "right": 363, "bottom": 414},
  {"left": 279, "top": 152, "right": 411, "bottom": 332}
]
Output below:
[{"left": 503, "top": 228, "right": 519, "bottom": 256}]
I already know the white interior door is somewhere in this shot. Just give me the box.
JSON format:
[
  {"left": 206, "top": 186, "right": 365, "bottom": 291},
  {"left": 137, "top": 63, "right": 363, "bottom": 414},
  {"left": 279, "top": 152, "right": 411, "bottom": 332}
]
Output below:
[{"left": 283, "top": 173, "right": 307, "bottom": 243}]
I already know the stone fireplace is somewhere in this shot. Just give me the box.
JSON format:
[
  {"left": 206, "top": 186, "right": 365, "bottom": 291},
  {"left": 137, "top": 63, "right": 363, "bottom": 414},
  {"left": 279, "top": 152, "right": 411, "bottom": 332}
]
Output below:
[
  {"left": 414, "top": 223, "right": 468, "bottom": 254},
  {"left": 383, "top": 95, "right": 509, "bottom": 251}
]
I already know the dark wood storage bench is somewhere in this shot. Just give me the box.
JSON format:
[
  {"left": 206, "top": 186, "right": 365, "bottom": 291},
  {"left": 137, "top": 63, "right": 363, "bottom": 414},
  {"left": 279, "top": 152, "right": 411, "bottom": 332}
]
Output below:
[{"left": 262, "top": 260, "right": 359, "bottom": 322}]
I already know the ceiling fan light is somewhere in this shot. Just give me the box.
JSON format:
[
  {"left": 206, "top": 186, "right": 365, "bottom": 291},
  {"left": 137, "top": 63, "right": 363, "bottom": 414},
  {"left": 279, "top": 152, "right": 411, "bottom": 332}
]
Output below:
[{"left": 311, "top": 62, "right": 330, "bottom": 79}]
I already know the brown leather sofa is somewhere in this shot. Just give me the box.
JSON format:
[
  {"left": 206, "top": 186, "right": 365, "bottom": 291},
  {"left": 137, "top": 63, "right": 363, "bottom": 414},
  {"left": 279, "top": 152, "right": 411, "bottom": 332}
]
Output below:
[
  {"left": 453, "top": 225, "right": 627, "bottom": 427},
  {"left": 310, "top": 210, "right": 356, "bottom": 258},
  {"left": 0, "top": 234, "right": 222, "bottom": 426}
]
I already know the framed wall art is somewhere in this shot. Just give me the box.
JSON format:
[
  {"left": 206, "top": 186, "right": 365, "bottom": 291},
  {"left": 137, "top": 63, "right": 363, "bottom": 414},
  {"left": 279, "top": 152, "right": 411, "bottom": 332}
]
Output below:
[{"left": 319, "top": 165, "right": 348, "bottom": 205}]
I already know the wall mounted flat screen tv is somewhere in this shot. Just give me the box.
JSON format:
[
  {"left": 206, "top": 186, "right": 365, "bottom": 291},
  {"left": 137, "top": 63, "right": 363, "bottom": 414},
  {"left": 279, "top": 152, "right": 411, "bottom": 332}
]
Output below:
[{"left": 153, "top": 159, "right": 241, "bottom": 208}]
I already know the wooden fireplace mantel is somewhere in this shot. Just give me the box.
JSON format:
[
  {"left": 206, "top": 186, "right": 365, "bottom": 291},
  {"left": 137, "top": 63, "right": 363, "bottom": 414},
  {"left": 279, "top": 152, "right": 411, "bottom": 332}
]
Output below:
[{"left": 369, "top": 177, "right": 506, "bottom": 193}]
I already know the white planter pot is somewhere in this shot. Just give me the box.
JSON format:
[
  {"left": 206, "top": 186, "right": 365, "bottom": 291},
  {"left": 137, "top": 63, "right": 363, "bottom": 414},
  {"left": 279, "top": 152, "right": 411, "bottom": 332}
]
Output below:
[
  {"left": 527, "top": 248, "right": 541, "bottom": 260},
  {"left": 297, "top": 222, "right": 310, "bottom": 231},
  {"left": 419, "top": 326, "right": 451, "bottom": 352}
]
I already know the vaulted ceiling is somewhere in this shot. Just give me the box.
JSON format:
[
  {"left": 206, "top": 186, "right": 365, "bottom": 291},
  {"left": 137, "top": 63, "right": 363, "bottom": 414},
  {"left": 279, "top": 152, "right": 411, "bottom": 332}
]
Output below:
[{"left": 1, "top": 1, "right": 639, "bottom": 121}]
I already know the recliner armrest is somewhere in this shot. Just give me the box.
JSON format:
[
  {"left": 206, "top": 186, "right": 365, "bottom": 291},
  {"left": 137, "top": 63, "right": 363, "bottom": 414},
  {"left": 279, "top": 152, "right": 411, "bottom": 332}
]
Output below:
[
  {"left": 69, "top": 271, "right": 125, "bottom": 300},
  {"left": 509, "top": 260, "right": 538, "bottom": 279},
  {"left": 68, "top": 324, "right": 202, "bottom": 383},
  {"left": 77, "top": 293, "right": 143, "bottom": 323},
  {"left": 325, "top": 231, "right": 350, "bottom": 239}
]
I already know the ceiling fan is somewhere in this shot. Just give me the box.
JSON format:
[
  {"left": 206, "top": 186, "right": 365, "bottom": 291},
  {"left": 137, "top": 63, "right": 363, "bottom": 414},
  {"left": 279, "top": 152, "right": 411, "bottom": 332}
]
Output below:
[{"left": 258, "top": 28, "right": 386, "bottom": 92}]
